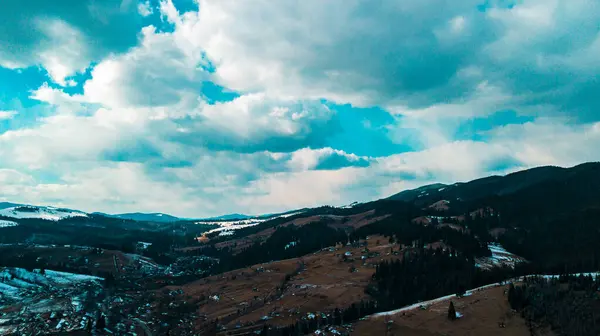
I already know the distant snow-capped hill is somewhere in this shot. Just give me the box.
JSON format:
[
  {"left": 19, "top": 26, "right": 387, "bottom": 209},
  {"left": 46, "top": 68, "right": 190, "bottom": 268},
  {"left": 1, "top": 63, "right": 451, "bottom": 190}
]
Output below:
[
  {"left": 338, "top": 201, "right": 362, "bottom": 209},
  {"left": 0, "top": 205, "right": 88, "bottom": 221},
  {"left": 200, "top": 213, "right": 253, "bottom": 221},
  {"left": 198, "top": 210, "right": 306, "bottom": 236},
  {"left": 96, "top": 212, "right": 254, "bottom": 223},
  {"left": 0, "top": 202, "right": 23, "bottom": 210},
  {"left": 99, "top": 212, "right": 181, "bottom": 223}
]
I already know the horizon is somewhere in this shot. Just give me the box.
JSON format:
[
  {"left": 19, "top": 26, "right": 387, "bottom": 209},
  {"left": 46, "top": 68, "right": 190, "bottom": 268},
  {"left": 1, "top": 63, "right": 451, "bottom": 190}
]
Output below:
[
  {"left": 1, "top": 0, "right": 600, "bottom": 217},
  {"left": 1, "top": 161, "right": 592, "bottom": 218}
]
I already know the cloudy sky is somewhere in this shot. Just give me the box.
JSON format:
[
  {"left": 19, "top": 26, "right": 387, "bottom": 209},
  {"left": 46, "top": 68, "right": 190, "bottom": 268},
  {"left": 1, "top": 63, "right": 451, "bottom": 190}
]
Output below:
[{"left": 0, "top": 0, "right": 599, "bottom": 217}]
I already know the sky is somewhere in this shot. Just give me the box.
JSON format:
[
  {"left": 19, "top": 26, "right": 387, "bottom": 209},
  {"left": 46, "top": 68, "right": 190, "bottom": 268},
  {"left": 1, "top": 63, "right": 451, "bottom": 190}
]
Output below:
[{"left": 1, "top": 0, "right": 599, "bottom": 217}]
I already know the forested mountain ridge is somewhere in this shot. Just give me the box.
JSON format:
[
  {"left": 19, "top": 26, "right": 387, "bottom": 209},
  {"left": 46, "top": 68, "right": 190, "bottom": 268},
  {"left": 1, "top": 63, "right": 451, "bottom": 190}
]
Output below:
[{"left": 388, "top": 162, "right": 600, "bottom": 208}]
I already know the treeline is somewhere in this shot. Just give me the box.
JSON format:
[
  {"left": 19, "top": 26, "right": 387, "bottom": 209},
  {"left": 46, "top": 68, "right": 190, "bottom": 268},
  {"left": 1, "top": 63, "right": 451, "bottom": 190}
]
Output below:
[
  {"left": 264, "top": 301, "right": 378, "bottom": 335},
  {"left": 468, "top": 163, "right": 600, "bottom": 274},
  {"left": 0, "top": 214, "right": 216, "bottom": 267},
  {"left": 0, "top": 248, "right": 97, "bottom": 276},
  {"left": 508, "top": 275, "right": 600, "bottom": 336},
  {"left": 205, "top": 200, "right": 416, "bottom": 243},
  {"left": 208, "top": 221, "right": 348, "bottom": 273},
  {"left": 368, "top": 247, "right": 512, "bottom": 311},
  {"left": 349, "top": 213, "right": 491, "bottom": 259},
  {"left": 499, "top": 209, "right": 600, "bottom": 274}
]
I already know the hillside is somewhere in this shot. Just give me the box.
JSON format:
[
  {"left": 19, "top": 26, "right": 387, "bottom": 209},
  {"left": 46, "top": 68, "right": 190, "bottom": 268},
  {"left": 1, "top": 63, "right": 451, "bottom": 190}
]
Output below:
[
  {"left": 388, "top": 162, "right": 599, "bottom": 209},
  {"left": 351, "top": 284, "right": 534, "bottom": 336}
]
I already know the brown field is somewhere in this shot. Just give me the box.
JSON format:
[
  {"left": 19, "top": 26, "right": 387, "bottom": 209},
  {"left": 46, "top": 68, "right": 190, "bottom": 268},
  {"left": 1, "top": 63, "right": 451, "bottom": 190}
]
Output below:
[
  {"left": 178, "top": 240, "right": 545, "bottom": 336},
  {"left": 351, "top": 285, "right": 552, "bottom": 336},
  {"left": 213, "top": 227, "right": 277, "bottom": 253},
  {"left": 427, "top": 200, "right": 450, "bottom": 211},
  {"left": 438, "top": 223, "right": 467, "bottom": 233},
  {"left": 177, "top": 236, "right": 402, "bottom": 330}
]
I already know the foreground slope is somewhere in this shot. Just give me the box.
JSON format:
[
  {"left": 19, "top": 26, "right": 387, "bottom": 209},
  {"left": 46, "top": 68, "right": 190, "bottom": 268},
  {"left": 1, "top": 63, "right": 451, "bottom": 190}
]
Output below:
[{"left": 351, "top": 285, "right": 533, "bottom": 336}]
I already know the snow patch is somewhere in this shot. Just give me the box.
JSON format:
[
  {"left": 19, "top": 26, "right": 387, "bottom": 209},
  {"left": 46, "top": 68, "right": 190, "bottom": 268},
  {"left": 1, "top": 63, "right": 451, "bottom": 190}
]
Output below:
[
  {"left": 476, "top": 243, "right": 526, "bottom": 270},
  {"left": 339, "top": 201, "right": 361, "bottom": 209},
  {"left": 0, "top": 267, "right": 102, "bottom": 292},
  {"left": 0, "top": 220, "right": 18, "bottom": 228},
  {"left": 42, "top": 270, "right": 102, "bottom": 284},
  {"left": 0, "top": 206, "right": 87, "bottom": 221},
  {"left": 199, "top": 211, "right": 306, "bottom": 235}
]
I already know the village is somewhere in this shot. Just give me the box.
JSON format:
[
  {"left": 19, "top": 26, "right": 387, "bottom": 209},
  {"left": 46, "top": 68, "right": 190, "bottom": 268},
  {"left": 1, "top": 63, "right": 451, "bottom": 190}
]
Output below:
[{"left": 0, "top": 241, "right": 217, "bottom": 335}]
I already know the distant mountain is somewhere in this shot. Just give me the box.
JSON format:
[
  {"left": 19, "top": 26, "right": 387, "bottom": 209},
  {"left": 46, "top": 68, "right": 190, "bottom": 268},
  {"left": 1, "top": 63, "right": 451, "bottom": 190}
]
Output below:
[
  {"left": 387, "top": 163, "right": 599, "bottom": 206},
  {"left": 387, "top": 183, "right": 448, "bottom": 202},
  {"left": 100, "top": 212, "right": 181, "bottom": 223},
  {"left": 0, "top": 202, "right": 23, "bottom": 210},
  {"left": 199, "top": 213, "right": 253, "bottom": 221},
  {"left": 0, "top": 205, "right": 88, "bottom": 221},
  {"left": 255, "top": 208, "right": 308, "bottom": 219},
  {"left": 97, "top": 212, "right": 255, "bottom": 223}
]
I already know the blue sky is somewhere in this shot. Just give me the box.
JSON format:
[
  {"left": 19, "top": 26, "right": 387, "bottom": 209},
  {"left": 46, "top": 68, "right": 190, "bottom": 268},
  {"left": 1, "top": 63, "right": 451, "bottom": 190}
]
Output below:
[{"left": 1, "top": 0, "right": 599, "bottom": 217}]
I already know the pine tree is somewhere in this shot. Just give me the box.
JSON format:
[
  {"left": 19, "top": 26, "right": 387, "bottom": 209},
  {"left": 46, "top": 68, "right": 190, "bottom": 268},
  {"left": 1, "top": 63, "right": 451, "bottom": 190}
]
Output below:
[
  {"left": 86, "top": 318, "right": 93, "bottom": 333},
  {"left": 96, "top": 312, "right": 106, "bottom": 330},
  {"left": 448, "top": 301, "right": 457, "bottom": 321},
  {"left": 508, "top": 283, "right": 516, "bottom": 308}
]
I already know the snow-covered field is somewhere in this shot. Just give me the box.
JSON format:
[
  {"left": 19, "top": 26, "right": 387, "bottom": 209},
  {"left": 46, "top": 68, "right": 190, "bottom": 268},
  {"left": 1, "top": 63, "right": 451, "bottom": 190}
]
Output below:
[
  {"left": 0, "top": 267, "right": 103, "bottom": 335},
  {"left": 475, "top": 243, "right": 526, "bottom": 270},
  {"left": 0, "top": 267, "right": 103, "bottom": 327},
  {"left": 198, "top": 210, "right": 306, "bottom": 235},
  {"left": 0, "top": 268, "right": 102, "bottom": 290},
  {"left": 0, "top": 220, "right": 18, "bottom": 228},
  {"left": 0, "top": 206, "right": 88, "bottom": 221},
  {"left": 208, "top": 222, "right": 265, "bottom": 236}
]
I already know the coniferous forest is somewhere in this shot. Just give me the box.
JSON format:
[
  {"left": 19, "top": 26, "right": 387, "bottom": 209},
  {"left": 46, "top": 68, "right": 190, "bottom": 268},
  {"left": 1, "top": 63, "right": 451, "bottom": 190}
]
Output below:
[{"left": 508, "top": 275, "right": 600, "bottom": 336}]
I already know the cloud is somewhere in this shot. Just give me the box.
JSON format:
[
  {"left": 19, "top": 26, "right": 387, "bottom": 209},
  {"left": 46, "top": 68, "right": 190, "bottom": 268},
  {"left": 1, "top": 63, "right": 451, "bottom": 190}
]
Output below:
[
  {"left": 287, "top": 148, "right": 371, "bottom": 171},
  {"left": 0, "top": 0, "right": 143, "bottom": 85},
  {"left": 165, "top": 94, "right": 338, "bottom": 153},
  {"left": 184, "top": 0, "right": 492, "bottom": 108},
  {"left": 82, "top": 25, "right": 211, "bottom": 108},
  {"left": 138, "top": 1, "right": 154, "bottom": 17},
  {"left": 2, "top": 0, "right": 600, "bottom": 217},
  {"left": 0, "top": 111, "right": 17, "bottom": 120},
  {"left": 176, "top": 0, "right": 600, "bottom": 124}
]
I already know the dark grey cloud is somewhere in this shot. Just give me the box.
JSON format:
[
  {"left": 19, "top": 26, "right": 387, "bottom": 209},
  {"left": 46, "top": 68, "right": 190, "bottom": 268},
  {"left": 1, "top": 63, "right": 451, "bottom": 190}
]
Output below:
[{"left": 314, "top": 152, "right": 370, "bottom": 170}]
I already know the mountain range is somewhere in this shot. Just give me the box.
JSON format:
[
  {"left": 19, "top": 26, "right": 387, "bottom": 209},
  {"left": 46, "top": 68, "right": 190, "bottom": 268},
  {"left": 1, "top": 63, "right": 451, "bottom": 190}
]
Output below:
[{"left": 2, "top": 162, "right": 598, "bottom": 224}]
